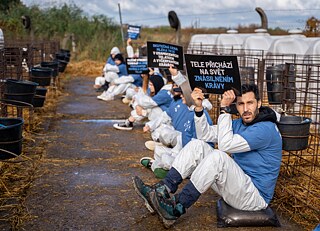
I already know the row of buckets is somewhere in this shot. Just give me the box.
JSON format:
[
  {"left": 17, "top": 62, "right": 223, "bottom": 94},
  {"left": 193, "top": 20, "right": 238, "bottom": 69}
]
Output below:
[
  {"left": 4, "top": 49, "right": 70, "bottom": 107},
  {"left": 0, "top": 49, "right": 70, "bottom": 159}
]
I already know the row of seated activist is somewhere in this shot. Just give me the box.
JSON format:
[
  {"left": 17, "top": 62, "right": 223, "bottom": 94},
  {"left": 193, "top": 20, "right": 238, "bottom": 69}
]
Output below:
[{"left": 93, "top": 42, "right": 283, "bottom": 228}]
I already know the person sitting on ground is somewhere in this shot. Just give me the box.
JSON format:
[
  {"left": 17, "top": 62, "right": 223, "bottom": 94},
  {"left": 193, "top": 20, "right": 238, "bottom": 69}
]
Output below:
[
  {"left": 140, "top": 84, "right": 214, "bottom": 179},
  {"left": 113, "top": 74, "right": 173, "bottom": 130},
  {"left": 93, "top": 46, "right": 120, "bottom": 90},
  {"left": 133, "top": 83, "right": 282, "bottom": 228},
  {"left": 143, "top": 66, "right": 212, "bottom": 150},
  {"left": 97, "top": 53, "right": 128, "bottom": 100}
]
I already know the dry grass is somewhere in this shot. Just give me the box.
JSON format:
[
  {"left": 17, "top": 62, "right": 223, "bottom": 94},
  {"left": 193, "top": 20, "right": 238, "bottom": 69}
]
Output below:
[
  {"left": 65, "top": 60, "right": 105, "bottom": 77},
  {"left": 0, "top": 72, "right": 69, "bottom": 229}
]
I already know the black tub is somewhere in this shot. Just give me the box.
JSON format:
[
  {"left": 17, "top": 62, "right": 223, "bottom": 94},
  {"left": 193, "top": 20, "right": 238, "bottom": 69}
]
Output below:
[
  {"left": 4, "top": 92, "right": 35, "bottom": 104},
  {"left": 57, "top": 60, "right": 68, "bottom": 73},
  {"left": 4, "top": 79, "right": 38, "bottom": 104},
  {"left": 41, "top": 61, "right": 59, "bottom": 77},
  {"left": 266, "top": 65, "right": 283, "bottom": 104},
  {"left": 36, "top": 87, "right": 47, "bottom": 97},
  {"left": 32, "top": 95, "right": 46, "bottom": 107},
  {"left": 5, "top": 79, "right": 38, "bottom": 94},
  {"left": 30, "top": 67, "right": 53, "bottom": 86},
  {"left": 0, "top": 118, "right": 24, "bottom": 159},
  {"left": 277, "top": 116, "right": 312, "bottom": 151}
]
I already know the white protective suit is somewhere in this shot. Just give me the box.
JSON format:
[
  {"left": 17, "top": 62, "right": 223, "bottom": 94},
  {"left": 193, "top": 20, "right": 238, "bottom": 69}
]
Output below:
[{"left": 131, "top": 84, "right": 173, "bottom": 122}]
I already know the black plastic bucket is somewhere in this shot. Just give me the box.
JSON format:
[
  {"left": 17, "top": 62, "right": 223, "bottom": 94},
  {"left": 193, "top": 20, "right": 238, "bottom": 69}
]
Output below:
[
  {"left": 35, "top": 87, "right": 47, "bottom": 97},
  {"left": 0, "top": 118, "right": 24, "bottom": 159},
  {"left": 4, "top": 79, "right": 38, "bottom": 94},
  {"left": 32, "top": 95, "right": 46, "bottom": 107},
  {"left": 266, "top": 64, "right": 296, "bottom": 105},
  {"left": 277, "top": 116, "right": 312, "bottom": 151},
  {"left": 266, "top": 65, "right": 283, "bottom": 104},
  {"left": 57, "top": 60, "right": 68, "bottom": 73},
  {"left": 41, "top": 61, "right": 59, "bottom": 77},
  {"left": 30, "top": 67, "right": 53, "bottom": 86},
  {"left": 4, "top": 92, "right": 35, "bottom": 104},
  {"left": 4, "top": 79, "right": 38, "bottom": 104}
]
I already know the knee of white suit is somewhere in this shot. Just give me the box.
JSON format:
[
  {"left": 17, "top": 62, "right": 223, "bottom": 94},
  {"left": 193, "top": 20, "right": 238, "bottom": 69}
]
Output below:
[
  {"left": 95, "top": 76, "right": 105, "bottom": 85},
  {"left": 105, "top": 72, "right": 118, "bottom": 83}
]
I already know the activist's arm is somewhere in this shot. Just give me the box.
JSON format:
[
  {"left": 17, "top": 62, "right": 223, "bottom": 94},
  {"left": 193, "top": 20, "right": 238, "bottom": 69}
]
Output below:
[
  {"left": 105, "top": 63, "right": 119, "bottom": 73},
  {"left": 134, "top": 94, "right": 158, "bottom": 108},
  {"left": 113, "top": 75, "right": 135, "bottom": 85},
  {"left": 192, "top": 88, "right": 218, "bottom": 142},
  {"left": 169, "top": 67, "right": 187, "bottom": 86},
  {"left": 126, "top": 38, "right": 134, "bottom": 58},
  {"left": 144, "top": 110, "right": 172, "bottom": 132},
  {"left": 216, "top": 90, "right": 250, "bottom": 153}
]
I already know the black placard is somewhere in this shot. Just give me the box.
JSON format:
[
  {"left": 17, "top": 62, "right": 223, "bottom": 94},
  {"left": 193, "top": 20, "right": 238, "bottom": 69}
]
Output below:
[
  {"left": 126, "top": 58, "right": 148, "bottom": 74},
  {"left": 127, "top": 25, "right": 141, "bottom": 40},
  {"left": 184, "top": 54, "right": 241, "bottom": 94},
  {"left": 147, "top": 41, "right": 183, "bottom": 70}
]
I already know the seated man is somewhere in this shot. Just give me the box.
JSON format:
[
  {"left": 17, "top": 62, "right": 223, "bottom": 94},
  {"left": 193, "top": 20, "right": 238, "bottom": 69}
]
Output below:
[{"left": 133, "top": 83, "right": 282, "bottom": 228}]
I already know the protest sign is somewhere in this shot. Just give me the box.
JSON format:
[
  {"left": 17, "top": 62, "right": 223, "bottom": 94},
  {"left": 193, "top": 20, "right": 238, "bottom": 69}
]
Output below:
[
  {"left": 127, "top": 25, "right": 141, "bottom": 40},
  {"left": 184, "top": 54, "right": 241, "bottom": 94},
  {"left": 147, "top": 41, "right": 183, "bottom": 70},
  {"left": 126, "top": 58, "right": 148, "bottom": 74}
]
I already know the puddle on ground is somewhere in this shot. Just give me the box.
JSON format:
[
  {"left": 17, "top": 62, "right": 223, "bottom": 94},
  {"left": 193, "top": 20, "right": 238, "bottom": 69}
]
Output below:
[{"left": 80, "top": 119, "right": 125, "bottom": 124}]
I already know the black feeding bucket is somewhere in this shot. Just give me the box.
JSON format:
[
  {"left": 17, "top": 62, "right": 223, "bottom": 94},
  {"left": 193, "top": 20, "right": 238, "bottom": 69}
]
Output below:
[
  {"left": 30, "top": 67, "right": 53, "bottom": 86},
  {"left": 266, "top": 65, "right": 283, "bottom": 104},
  {"left": 266, "top": 64, "right": 296, "bottom": 105},
  {"left": 4, "top": 79, "right": 38, "bottom": 104},
  {"left": 277, "top": 116, "right": 312, "bottom": 151},
  {"left": 41, "top": 61, "right": 59, "bottom": 77},
  {"left": 0, "top": 118, "right": 24, "bottom": 159},
  {"left": 32, "top": 95, "right": 46, "bottom": 107},
  {"left": 56, "top": 59, "right": 68, "bottom": 73},
  {"left": 35, "top": 87, "right": 47, "bottom": 97}
]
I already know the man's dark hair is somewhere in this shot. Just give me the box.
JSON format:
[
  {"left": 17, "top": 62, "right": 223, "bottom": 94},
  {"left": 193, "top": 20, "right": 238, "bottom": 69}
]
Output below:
[{"left": 241, "top": 83, "right": 260, "bottom": 101}]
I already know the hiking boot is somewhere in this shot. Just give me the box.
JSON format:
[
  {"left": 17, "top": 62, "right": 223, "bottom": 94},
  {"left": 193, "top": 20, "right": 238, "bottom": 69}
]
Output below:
[
  {"left": 150, "top": 189, "right": 186, "bottom": 228},
  {"left": 154, "top": 168, "right": 169, "bottom": 179},
  {"left": 132, "top": 176, "right": 167, "bottom": 214},
  {"left": 113, "top": 120, "right": 133, "bottom": 130},
  {"left": 140, "top": 157, "right": 154, "bottom": 168}
]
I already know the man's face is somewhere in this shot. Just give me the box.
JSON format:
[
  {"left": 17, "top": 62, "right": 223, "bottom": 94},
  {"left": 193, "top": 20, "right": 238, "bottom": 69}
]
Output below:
[{"left": 236, "top": 91, "right": 261, "bottom": 124}]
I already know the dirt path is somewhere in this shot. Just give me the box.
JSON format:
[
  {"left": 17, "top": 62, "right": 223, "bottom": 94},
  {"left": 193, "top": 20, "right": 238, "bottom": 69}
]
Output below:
[{"left": 19, "top": 76, "right": 303, "bottom": 231}]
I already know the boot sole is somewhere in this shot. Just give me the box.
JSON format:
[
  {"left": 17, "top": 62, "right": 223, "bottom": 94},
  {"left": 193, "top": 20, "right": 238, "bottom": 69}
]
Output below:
[{"left": 132, "top": 177, "right": 155, "bottom": 214}]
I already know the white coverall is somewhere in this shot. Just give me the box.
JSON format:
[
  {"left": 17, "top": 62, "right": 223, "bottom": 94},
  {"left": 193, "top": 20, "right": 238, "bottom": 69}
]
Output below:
[{"left": 171, "top": 113, "right": 269, "bottom": 211}]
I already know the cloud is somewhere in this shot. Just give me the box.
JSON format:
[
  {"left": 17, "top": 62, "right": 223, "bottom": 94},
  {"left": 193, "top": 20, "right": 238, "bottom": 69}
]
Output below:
[{"left": 21, "top": 0, "right": 320, "bottom": 29}]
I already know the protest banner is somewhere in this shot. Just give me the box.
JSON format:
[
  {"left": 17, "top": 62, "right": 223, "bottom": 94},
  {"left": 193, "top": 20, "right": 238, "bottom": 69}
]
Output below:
[
  {"left": 127, "top": 25, "right": 141, "bottom": 40},
  {"left": 147, "top": 41, "right": 183, "bottom": 70},
  {"left": 126, "top": 58, "right": 148, "bottom": 74},
  {"left": 184, "top": 54, "right": 241, "bottom": 94}
]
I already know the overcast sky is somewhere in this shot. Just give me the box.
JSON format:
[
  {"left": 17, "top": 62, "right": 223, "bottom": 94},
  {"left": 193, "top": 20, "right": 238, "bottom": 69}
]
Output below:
[{"left": 21, "top": 0, "right": 320, "bottom": 30}]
